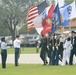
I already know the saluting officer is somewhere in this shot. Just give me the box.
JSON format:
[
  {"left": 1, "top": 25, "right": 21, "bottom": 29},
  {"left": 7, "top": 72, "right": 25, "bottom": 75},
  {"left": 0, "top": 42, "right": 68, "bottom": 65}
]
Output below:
[
  {"left": 13, "top": 35, "right": 23, "bottom": 66},
  {"left": 1, "top": 37, "right": 7, "bottom": 68}
]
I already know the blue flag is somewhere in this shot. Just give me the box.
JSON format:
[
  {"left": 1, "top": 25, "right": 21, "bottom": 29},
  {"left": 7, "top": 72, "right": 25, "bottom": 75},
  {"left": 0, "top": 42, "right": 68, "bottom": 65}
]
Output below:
[
  {"left": 60, "top": 1, "right": 76, "bottom": 20},
  {"left": 60, "top": 3, "right": 70, "bottom": 26},
  {"left": 51, "top": 4, "right": 61, "bottom": 34},
  {"left": 38, "top": 0, "right": 47, "bottom": 14},
  {"left": 60, "top": 3, "right": 69, "bottom": 8}
]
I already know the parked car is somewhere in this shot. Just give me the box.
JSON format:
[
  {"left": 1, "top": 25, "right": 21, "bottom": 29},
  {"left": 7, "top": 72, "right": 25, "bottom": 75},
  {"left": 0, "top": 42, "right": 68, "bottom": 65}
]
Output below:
[
  {"left": 20, "top": 34, "right": 40, "bottom": 47},
  {"left": 5, "top": 36, "right": 13, "bottom": 46}
]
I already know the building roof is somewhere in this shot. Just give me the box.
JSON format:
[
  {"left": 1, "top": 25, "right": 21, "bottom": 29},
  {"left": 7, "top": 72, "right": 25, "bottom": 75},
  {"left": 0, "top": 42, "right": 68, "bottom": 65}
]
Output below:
[{"left": 65, "top": 19, "right": 76, "bottom": 27}]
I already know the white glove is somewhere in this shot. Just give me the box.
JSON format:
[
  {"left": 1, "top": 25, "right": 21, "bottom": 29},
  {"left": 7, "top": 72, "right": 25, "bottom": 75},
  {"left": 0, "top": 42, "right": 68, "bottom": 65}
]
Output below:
[
  {"left": 52, "top": 46, "right": 54, "bottom": 51},
  {"left": 49, "top": 44, "right": 51, "bottom": 45},
  {"left": 38, "top": 40, "right": 41, "bottom": 44},
  {"left": 56, "top": 46, "right": 58, "bottom": 50},
  {"left": 37, "top": 46, "right": 39, "bottom": 48},
  {"left": 47, "top": 46, "right": 49, "bottom": 49},
  {"left": 71, "top": 44, "right": 73, "bottom": 50}
]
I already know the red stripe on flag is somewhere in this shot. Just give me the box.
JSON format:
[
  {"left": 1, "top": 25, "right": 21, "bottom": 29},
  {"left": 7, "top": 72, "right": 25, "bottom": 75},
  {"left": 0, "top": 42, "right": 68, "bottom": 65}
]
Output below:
[
  {"left": 28, "top": 24, "right": 35, "bottom": 30},
  {"left": 26, "top": 6, "right": 38, "bottom": 30}
]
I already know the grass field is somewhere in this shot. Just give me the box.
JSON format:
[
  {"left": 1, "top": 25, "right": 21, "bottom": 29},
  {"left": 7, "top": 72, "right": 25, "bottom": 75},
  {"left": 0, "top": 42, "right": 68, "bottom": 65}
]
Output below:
[
  {"left": 0, "top": 47, "right": 76, "bottom": 75},
  {"left": 0, "top": 47, "right": 41, "bottom": 54},
  {"left": 0, "top": 64, "right": 76, "bottom": 75}
]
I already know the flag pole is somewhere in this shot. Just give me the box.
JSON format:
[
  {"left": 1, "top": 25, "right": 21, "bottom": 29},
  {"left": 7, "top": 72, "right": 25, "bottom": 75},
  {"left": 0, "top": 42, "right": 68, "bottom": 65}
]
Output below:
[
  {"left": 57, "top": 0, "right": 58, "bottom": 4},
  {"left": 68, "top": 21, "right": 71, "bottom": 32}
]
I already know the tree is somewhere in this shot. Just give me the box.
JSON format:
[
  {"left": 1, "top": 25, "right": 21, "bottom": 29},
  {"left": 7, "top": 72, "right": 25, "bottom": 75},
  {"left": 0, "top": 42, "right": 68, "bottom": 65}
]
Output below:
[
  {"left": 64, "top": 0, "right": 74, "bottom": 3},
  {"left": 0, "top": 0, "right": 44, "bottom": 40},
  {"left": 19, "top": 24, "right": 37, "bottom": 34},
  {"left": 0, "top": 0, "right": 27, "bottom": 40}
]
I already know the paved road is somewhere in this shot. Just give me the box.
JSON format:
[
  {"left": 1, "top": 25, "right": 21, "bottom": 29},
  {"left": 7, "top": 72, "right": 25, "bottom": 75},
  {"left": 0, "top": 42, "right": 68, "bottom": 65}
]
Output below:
[
  {"left": 0, "top": 54, "right": 44, "bottom": 64},
  {"left": 0, "top": 54, "right": 76, "bottom": 64}
]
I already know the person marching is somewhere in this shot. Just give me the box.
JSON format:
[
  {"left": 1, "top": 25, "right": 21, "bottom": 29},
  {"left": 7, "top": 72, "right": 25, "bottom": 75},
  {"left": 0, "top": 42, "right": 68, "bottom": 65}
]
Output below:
[
  {"left": 69, "top": 31, "right": 76, "bottom": 65},
  {"left": 1, "top": 37, "right": 7, "bottom": 68},
  {"left": 55, "top": 35, "right": 60, "bottom": 65},
  {"left": 36, "top": 40, "right": 41, "bottom": 53},
  {"left": 61, "top": 37, "right": 71, "bottom": 66},
  {"left": 13, "top": 35, "right": 23, "bottom": 66},
  {"left": 48, "top": 37, "right": 52, "bottom": 65},
  {"left": 40, "top": 34, "right": 48, "bottom": 65},
  {"left": 58, "top": 35, "right": 64, "bottom": 63},
  {"left": 51, "top": 33, "right": 59, "bottom": 65}
]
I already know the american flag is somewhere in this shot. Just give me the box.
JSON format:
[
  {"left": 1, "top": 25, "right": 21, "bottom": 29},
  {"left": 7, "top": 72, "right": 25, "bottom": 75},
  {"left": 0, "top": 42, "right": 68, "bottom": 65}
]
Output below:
[{"left": 26, "top": 1, "right": 46, "bottom": 30}]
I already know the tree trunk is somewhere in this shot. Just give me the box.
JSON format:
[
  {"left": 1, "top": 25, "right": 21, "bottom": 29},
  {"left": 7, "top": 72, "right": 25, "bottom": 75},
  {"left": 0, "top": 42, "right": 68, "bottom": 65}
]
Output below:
[{"left": 11, "top": 30, "right": 16, "bottom": 42}]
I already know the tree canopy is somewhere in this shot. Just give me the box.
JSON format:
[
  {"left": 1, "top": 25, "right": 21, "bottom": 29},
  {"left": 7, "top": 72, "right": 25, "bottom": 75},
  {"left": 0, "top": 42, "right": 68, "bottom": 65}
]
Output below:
[{"left": 0, "top": 0, "right": 74, "bottom": 40}]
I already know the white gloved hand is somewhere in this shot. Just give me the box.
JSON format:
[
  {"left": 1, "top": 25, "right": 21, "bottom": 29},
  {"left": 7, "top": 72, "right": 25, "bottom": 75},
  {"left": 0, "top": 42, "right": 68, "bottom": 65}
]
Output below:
[
  {"left": 70, "top": 44, "right": 72, "bottom": 47},
  {"left": 70, "top": 44, "right": 73, "bottom": 50},
  {"left": 56, "top": 46, "right": 58, "bottom": 50},
  {"left": 47, "top": 46, "right": 49, "bottom": 49},
  {"left": 37, "top": 46, "right": 39, "bottom": 48},
  {"left": 52, "top": 46, "right": 54, "bottom": 51}
]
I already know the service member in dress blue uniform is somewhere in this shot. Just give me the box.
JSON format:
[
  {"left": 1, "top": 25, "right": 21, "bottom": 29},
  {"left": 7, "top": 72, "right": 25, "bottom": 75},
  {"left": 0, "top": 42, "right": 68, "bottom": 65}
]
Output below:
[
  {"left": 69, "top": 31, "right": 76, "bottom": 65},
  {"left": 1, "top": 37, "right": 7, "bottom": 68},
  {"left": 13, "top": 35, "right": 22, "bottom": 66}
]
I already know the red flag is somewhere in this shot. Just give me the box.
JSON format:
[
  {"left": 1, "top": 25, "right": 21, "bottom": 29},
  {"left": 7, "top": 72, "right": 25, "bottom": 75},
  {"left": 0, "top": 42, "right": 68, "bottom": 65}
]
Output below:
[{"left": 41, "top": 4, "right": 54, "bottom": 35}]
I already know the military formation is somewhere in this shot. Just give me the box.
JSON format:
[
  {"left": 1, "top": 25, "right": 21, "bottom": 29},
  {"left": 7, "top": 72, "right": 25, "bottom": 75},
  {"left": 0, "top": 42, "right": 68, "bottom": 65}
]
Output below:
[
  {"left": 37, "top": 30, "right": 76, "bottom": 66},
  {"left": 1, "top": 31, "right": 76, "bottom": 69}
]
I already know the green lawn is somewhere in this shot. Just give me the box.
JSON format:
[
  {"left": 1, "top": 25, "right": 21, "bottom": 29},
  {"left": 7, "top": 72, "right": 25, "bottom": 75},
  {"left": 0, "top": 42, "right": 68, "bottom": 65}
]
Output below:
[
  {"left": 0, "top": 64, "right": 76, "bottom": 75},
  {"left": 0, "top": 47, "right": 76, "bottom": 75},
  {"left": 0, "top": 47, "right": 41, "bottom": 54}
]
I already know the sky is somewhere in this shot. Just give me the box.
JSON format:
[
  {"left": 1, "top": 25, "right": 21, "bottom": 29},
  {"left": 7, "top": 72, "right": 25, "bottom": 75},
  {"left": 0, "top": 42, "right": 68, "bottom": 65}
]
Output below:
[{"left": 55, "top": 0, "right": 64, "bottom": 7}]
